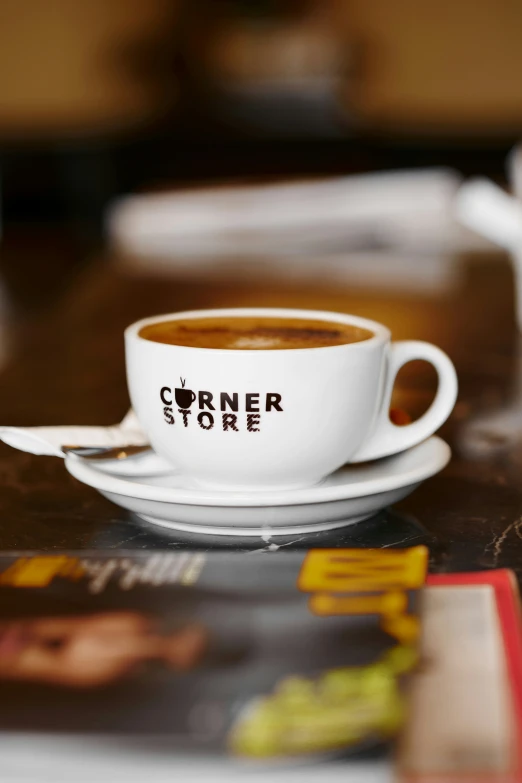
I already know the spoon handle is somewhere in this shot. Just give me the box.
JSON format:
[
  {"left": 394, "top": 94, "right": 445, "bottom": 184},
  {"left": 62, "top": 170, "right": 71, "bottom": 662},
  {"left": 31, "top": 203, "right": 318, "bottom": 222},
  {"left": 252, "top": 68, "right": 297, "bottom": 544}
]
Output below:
[{"left": 62, "top": 444, "right": 152, "bottom": 460}]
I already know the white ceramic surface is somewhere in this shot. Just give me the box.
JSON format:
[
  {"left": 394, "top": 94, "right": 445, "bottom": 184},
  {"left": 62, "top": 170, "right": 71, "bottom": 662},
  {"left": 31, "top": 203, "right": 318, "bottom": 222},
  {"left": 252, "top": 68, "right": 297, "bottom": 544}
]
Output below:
[
  {"left": 65, "top": 436, "right": 450, "bottom": 536},
  {"left": 125, "top": 308, "right": 457, "bottom": 491}
]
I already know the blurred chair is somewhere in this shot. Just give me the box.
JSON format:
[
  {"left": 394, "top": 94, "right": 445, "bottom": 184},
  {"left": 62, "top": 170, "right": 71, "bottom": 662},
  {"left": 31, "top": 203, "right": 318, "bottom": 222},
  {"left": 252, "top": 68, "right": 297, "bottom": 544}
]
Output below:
[
  {"left": 176, "top": 0, "right": 350, "bottom": 137},
  {"left": 0, "top": 0, "right": 180, "bottom": 244}
]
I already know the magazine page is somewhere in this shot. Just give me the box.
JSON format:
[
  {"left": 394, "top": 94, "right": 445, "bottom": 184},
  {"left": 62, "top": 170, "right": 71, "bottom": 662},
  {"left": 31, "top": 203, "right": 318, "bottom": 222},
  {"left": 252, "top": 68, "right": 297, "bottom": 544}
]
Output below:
[{"left": 0, "top": 547, "right": 426, "bottom": 770}]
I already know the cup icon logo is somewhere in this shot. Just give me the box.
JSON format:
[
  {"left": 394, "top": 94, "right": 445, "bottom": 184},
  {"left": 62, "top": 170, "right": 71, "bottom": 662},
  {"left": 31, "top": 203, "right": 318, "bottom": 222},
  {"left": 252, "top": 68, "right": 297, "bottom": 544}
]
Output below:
[{"left": 175, "top": 377, "right": 196, "bottom": 409}]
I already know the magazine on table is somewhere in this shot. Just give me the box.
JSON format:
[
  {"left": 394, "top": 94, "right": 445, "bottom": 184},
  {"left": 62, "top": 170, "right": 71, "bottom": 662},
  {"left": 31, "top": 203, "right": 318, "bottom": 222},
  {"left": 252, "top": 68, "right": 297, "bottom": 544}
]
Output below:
[{"left": 0, "top": 547, "right": 427, "bottom": 781}]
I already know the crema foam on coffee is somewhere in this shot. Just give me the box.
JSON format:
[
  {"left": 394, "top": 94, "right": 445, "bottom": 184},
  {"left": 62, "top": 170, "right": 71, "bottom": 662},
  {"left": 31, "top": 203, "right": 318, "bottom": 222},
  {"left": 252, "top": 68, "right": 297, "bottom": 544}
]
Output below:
[{"left": 139, "top": 316, "right": 374, "bottom": 350}]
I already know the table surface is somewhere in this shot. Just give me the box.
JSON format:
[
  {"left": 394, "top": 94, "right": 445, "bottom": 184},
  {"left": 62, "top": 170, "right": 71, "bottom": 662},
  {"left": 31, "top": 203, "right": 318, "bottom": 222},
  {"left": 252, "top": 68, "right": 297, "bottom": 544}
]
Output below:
[{"left": 0, "top": 251, "right": 520, "bottom": 577}]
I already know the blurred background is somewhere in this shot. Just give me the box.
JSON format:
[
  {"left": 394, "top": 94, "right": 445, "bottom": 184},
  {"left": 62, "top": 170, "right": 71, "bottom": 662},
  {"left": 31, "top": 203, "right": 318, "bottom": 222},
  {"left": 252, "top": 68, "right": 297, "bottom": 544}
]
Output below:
[
  {"left": 1, "top": 0, "right": 522, "bottom": 598},
  {"left": 0, "top": 0, "right": 520, "bottom": 320}
]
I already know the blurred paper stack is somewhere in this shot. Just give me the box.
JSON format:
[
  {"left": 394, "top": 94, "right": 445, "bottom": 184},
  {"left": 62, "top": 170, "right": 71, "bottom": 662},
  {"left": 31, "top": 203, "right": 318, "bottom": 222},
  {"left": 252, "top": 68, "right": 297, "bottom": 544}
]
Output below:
[{"left": 107, "top": 169, "right": 494, "bottom": 293}]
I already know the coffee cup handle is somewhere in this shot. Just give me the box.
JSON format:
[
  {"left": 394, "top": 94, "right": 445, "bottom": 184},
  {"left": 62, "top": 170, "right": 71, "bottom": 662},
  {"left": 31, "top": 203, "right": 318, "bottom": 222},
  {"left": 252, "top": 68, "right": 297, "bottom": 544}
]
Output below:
[{"left": 350, "top": 341, "right": 458, "bottom": 463}]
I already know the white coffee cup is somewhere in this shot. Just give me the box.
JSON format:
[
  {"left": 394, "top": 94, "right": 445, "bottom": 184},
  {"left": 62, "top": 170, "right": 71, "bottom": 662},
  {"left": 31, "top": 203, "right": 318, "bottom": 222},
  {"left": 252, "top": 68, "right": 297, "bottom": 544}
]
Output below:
[{"left": 125, "top": 308, "right": 457, "bottom": 491}]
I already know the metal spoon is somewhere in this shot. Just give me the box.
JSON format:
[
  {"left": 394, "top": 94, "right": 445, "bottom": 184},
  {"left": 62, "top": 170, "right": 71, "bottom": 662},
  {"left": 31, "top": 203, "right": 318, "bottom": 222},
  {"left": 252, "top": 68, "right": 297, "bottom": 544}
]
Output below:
[{"left": 62, "top": 444, "right": 152, "bottom": 461}]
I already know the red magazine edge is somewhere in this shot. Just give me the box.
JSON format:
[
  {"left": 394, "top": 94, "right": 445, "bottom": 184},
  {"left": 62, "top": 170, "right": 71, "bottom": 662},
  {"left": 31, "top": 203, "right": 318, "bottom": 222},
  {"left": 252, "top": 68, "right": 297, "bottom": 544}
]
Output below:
[{"left": 427, "top": 570, "right": 522, "bottom": 782}]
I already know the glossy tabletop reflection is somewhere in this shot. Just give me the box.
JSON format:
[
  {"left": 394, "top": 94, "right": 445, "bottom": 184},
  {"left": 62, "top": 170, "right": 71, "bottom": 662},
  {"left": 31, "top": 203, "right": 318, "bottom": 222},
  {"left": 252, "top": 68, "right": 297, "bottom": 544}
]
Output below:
[{"left": 0, "top": 252, "right": 520, "bottom": 576}]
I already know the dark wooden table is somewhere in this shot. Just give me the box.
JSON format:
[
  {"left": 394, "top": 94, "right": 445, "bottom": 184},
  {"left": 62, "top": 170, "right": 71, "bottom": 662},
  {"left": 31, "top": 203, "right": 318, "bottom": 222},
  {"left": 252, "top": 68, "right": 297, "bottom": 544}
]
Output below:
[{"left": 0, "top": 250, "right": 520, "bottom": 577}]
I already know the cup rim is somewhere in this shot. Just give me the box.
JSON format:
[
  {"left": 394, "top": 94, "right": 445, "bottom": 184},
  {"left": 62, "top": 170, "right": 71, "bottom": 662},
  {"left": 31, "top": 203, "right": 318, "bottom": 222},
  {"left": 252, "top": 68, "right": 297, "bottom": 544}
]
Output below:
[{"left": 124, "top": 307, "right": 390, "bottom": 352}]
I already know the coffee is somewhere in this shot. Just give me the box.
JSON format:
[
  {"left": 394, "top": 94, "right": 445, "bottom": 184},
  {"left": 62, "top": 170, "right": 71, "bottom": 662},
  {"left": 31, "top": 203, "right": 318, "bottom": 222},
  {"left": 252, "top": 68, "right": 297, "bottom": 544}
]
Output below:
[{"left": 139, "top": 316, "right": 374, "bottom": 350}]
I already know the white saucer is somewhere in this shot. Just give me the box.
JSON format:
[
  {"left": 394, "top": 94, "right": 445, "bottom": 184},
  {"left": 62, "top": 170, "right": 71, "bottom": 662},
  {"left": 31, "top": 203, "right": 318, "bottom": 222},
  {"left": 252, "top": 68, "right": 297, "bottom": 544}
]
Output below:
[{"left": 64, "top": 436, "right": 450, "bottom": 536}]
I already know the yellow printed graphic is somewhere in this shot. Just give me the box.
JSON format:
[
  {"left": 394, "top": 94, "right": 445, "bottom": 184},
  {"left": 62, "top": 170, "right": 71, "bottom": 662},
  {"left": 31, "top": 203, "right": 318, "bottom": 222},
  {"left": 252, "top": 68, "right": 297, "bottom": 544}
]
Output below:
[
  {"left": 0, "top": 556, "right": 84, "bottom": 587},
  {"left": 382, "top": 644, "right": 419, "bottom": 675},
  {"left": 297, "top": 547, "right": 428, "bottom": 593},
  {"left": 309, "top": 590, "right": 408, "bottom": 617},
  {"left": 381, "top": 613, "right": 420, "bottom": 645},
  {"left": 229, "top": 655, "right": 407, "bottom": 758}
]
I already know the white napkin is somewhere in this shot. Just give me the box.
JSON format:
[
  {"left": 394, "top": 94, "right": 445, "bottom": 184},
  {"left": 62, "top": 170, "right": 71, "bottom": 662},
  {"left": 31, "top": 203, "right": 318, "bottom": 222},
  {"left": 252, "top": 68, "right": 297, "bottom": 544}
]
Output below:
[
  {"left": 0, "top": 410, "right": 148, "bottom": 458},
  {"left": 109, "top": 168, "right": 491, "bottom": 261}
]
